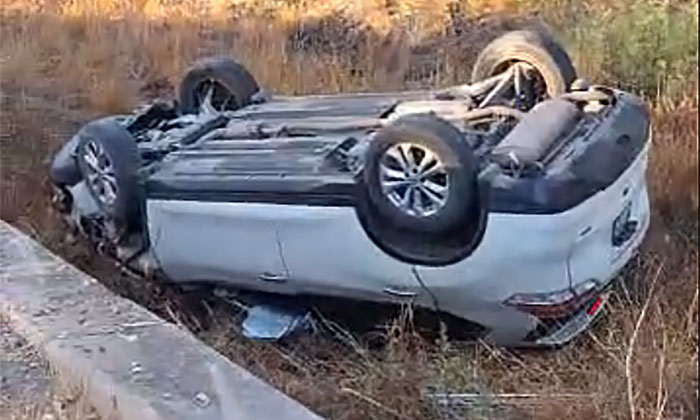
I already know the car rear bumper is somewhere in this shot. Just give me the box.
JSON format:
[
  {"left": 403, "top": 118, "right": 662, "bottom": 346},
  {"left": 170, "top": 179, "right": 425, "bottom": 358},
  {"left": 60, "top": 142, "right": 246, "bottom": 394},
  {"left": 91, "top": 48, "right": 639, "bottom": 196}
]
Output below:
[
  {"left": 531, "top": 185, "right": 650, "bottom": 347},
  {"left": 430, "top": 135, "right": 651, "bottom": 347}
]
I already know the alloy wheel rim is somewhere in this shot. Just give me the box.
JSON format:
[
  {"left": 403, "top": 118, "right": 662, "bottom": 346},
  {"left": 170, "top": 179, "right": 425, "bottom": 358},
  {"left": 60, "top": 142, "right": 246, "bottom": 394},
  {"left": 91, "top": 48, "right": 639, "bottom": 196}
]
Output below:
[
  {"left": 379, "top": 143, "right": 449, "bottom": 217},
  {"left": 197, "top": 79, "right": 237, "bottom": 114},
  {"left": 504, "top": 61, "right": 547, "bottom": 109},
  {"left": 481, "top": 61, "right": 548, "bottom": 110},
  {"left": 82, "top": 139, "right": 118, "bottom": 207}
]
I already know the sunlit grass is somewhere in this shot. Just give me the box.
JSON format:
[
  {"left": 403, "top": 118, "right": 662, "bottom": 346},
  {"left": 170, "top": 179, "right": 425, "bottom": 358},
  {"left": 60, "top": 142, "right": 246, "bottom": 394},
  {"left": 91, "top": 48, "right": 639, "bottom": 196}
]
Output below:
[{"left": 0, "top": 1, "right": 697, "bottom": 419}]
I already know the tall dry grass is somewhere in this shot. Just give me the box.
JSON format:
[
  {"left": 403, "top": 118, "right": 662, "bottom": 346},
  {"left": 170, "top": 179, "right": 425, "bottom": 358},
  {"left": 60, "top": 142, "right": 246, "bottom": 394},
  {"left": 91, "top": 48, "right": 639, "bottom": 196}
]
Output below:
[{"left": 0, "top": 1, "right": 697, "bottom": 419}]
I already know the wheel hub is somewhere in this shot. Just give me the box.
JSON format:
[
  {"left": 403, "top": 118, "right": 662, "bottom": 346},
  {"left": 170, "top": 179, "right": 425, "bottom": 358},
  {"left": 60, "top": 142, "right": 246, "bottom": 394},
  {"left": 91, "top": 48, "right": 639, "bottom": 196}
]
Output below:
[
  {"left": 197, "top": 79, "right": 237, "bottom": 114},
  {"left": 379, "top": 143, "right": 449, "bottom": 217},
  {"left": 481, "top": 61, "right": 546, "bottom": 110}
]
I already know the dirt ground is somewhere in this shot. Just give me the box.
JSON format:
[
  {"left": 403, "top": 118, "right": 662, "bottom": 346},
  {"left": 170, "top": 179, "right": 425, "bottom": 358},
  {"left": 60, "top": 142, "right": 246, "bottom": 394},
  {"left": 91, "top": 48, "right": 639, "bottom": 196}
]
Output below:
[{"left": 0, "top": 318, "right": 98, "bottom": 420}]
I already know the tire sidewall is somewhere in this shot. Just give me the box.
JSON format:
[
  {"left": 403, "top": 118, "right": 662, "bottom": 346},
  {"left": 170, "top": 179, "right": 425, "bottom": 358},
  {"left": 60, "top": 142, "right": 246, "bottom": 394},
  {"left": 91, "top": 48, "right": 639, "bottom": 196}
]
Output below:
[
  {"left": 364, "top": 116, "right": 477, "bottom": 234},
  {"left": 179, "top": 57, "right": 259, "bottom": 114},
  {"left": 75, "top": 120, "right": 141, "bottom": 231},
  {"left": 472, "top": 30, "right": 576, "bottom": 98}
]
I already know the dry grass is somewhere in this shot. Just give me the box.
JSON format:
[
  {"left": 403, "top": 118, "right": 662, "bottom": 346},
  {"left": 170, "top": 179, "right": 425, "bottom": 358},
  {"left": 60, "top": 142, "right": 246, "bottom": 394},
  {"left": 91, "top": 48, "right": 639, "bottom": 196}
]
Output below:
[
  {"left": 0, "top": 1, "right": 697, "bottom": 419},
  {"left": 1, "top": 372, "right": 97, "bottom": 420},
  {"left": 1, "top": 317, "right": 97, "bottom": 420}
]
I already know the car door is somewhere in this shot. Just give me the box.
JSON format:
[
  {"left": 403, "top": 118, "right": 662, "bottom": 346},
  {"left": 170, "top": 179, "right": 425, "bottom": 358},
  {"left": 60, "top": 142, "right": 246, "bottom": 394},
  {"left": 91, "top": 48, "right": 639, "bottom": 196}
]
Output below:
[
  {"left": 273, "top": 205, "right": 427, "bottom": 305},
  {"left": 147, "top": 200, "right": 288, "bottom": 288}
]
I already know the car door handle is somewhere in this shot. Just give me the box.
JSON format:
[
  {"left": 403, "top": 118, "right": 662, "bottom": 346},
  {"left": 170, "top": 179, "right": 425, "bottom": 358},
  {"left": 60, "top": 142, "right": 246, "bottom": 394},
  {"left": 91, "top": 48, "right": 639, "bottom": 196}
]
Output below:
[
  {"left": 383, "top": 287, "right": 417, "bottom": 298},
  {"left": 258, "top": 272, "right": 287, "bottom": 283}
]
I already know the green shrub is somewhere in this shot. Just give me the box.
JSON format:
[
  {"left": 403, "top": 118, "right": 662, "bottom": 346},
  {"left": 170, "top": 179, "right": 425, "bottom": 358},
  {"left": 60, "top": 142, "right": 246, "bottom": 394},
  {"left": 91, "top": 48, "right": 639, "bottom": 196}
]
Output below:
[{"left": 561, "top": 1, "right": 698, "bottom": 102}]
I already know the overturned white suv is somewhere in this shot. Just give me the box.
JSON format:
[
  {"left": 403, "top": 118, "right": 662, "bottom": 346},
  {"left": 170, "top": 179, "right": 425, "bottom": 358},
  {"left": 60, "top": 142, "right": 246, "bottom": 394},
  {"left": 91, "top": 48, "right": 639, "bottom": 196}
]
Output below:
[{"left": 49, "top": 30, "right": 651, "bottom": 346}]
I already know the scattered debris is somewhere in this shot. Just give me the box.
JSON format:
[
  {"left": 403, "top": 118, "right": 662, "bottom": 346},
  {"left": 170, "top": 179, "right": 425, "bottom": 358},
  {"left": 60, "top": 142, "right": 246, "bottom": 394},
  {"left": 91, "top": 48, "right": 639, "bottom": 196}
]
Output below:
[
  {"left": 193, "top": 391, "right": 211, "bottom": 408},
  {"left": 426, "top": 392, "right": 590, "bottom": 406},
  {"left": 1, "top": 318, "right": 98, "bottom": 418},
  {"left": 129, "top": 361, "right": 142, "bottom": 375},
  {"left": 241, "top": 304, "right": 313, "bottom": 341}
]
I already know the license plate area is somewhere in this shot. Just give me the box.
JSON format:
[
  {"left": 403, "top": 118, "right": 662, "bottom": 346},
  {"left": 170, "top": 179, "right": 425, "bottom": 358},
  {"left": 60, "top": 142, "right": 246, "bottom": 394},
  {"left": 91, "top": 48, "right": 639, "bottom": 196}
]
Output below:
[
  {"left": 535, "top": 292, "right": 610, "bottom": 346},
  {"left": 612, "top": 202, "right": 637, "bottom": 247}
]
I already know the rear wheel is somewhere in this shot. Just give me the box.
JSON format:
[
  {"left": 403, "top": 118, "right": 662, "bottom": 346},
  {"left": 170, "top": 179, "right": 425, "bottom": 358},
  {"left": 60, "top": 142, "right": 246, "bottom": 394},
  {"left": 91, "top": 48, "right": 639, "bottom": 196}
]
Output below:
[
  {"left": 179, "top": 57, "right": 259, "bottom": 114},
  {"left": 364, "top": 114, "right": 478, "bottom": 234},
  {"left": 472, "top": 30, "right": 576, "bottom": 109}
]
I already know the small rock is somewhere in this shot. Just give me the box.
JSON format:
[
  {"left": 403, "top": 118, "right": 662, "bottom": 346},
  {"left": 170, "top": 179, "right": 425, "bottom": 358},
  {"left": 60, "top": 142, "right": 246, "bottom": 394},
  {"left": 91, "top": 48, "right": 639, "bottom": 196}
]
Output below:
[
  {"left": 130, "top": 362, "right": 143, "bottom": 375},
  {"left": 163, "top": 392, "right": 172, "bottom": 400},
  {"left": 78, "top": 316, "right": 87, "bottom": 325},
  {"left": 193, "top": 391, "right": 211, "bottom": 408},
  {"left": 98, "top": 345, "right": 106, "bottom": 353}
]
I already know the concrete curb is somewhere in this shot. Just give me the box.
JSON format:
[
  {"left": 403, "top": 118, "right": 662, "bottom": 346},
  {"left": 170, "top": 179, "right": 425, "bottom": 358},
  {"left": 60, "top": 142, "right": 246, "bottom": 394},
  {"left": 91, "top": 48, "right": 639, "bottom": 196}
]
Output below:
[{"left": 0, "top": 221, "right": 324, "bottom": 420}]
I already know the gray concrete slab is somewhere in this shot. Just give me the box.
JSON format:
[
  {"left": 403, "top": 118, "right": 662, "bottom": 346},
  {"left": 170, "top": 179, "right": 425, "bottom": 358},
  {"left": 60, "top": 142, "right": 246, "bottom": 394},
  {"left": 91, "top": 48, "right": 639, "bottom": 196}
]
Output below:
[{"left": 0, "top": 220, "right": 324, "bottom": 420}]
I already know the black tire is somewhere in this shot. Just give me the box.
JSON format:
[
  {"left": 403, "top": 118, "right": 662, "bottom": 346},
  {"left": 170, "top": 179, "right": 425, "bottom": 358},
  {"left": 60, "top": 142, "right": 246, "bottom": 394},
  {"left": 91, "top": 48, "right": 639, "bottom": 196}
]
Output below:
[
  {"left": 75, "top": 120, "right": 141, "bottom": 231},
  {"left": 363, "top": 114, "right": 478, "bottom": 234},
  {"left": 471, "top": 30, "right": 576, "bottom": 99},
  {"left": 49, "top": 116, "right": 132, "bottom": 187},
  {"left": 179, "top": 56, "right": 259, "bottom": 114},
  {"left": 49, "top": 134, "right": 82, "bottom": 186}
]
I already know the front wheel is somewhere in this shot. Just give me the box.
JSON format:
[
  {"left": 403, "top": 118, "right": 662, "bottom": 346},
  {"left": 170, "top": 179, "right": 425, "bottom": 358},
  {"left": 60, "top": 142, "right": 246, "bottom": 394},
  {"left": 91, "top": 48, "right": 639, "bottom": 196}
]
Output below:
[
  {"left": 179, "top": 57, "right": 259, "bottom": 115},
  {"left": 472, "top": 30, "right": 577, "bottom": 108}
]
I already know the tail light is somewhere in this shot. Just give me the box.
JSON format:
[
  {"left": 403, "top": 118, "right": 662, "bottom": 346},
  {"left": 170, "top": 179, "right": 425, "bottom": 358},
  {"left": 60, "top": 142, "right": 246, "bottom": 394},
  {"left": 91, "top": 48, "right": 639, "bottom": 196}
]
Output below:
[{"left": 504, "top": 279, "right": 599, "bottom": 319}]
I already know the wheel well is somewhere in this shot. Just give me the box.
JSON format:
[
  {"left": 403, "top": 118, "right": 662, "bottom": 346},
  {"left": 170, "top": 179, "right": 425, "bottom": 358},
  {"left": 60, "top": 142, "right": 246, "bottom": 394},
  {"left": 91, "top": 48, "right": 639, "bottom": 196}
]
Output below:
[{"left": 354, "top": 179, "right": 488, "bottom": 267}]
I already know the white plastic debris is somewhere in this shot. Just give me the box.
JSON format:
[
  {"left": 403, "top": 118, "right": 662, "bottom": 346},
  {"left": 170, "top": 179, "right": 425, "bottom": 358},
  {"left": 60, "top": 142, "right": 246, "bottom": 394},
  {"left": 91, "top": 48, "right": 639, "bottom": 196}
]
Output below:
[
  {"left": 241, "top": 304, "right": 312, "bottom": 341},
  {"left": 130, "top": 361, "right": 143, "bottom": 375},
  {"left": 193, "top": 391, "right": 211, "bottom": 408}
]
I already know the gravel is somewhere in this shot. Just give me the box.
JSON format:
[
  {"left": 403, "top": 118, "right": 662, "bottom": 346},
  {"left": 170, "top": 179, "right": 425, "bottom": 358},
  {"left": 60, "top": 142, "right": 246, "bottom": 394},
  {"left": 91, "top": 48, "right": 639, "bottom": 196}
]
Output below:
[{"left": 0, "top": 317, "right": 98, "bottom": 420}]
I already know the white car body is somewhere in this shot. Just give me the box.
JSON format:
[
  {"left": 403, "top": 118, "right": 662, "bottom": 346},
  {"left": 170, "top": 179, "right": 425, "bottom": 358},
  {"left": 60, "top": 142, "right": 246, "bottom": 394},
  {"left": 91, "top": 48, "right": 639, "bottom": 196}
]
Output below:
[
  {"left": 52, "top": 65, "right": 652, "bottom": 347},
  {"left": 145, "top": 133, "right": 650, "bottom": 346}
]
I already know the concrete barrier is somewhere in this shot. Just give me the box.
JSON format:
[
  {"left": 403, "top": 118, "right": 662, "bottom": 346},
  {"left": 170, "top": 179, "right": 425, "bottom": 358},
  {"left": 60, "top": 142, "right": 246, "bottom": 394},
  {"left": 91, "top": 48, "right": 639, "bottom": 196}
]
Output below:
[{"left": 0, "top": 221, "right": 323, "bottom": 420}]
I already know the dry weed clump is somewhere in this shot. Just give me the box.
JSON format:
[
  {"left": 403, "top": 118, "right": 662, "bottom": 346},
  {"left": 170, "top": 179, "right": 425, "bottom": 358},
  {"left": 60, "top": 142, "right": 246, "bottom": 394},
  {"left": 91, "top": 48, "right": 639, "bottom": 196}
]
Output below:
[{"left": 0, "top": 0, "right": 697, "bottom": 419}]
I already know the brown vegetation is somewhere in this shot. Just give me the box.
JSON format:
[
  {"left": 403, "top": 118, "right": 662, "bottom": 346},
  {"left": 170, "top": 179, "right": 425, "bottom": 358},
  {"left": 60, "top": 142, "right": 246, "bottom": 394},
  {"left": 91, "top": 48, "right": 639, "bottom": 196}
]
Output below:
[{"left": 1, "top": 1, "right": 697, "bottom": 419}]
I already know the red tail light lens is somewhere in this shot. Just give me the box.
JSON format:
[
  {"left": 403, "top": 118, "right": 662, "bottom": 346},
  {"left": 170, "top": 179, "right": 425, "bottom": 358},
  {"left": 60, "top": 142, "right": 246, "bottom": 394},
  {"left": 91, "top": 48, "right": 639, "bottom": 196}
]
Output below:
[
  {"left": 504, "top": 279, "right": 599, "bottom": 319},
  {"left": 587, "top": 296, "right": 604, "bottom": 316}
]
